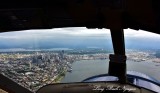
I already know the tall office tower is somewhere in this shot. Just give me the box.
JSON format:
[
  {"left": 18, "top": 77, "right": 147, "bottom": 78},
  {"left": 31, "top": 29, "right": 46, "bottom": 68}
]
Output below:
[
  {"left": 29, "top": 61, "right": 32, "bottom": 70},
  {"left": 59, "top": 50, "right": 64, "bottom": 60}
]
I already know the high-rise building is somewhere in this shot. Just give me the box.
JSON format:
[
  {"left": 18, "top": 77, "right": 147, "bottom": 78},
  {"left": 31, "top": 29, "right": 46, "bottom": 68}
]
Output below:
[
  {"left": 59, "top": 50, "right": 64, "bottom": 60},
  {"left": 29, "top": 61, "right": 32, "bottom": 70}
]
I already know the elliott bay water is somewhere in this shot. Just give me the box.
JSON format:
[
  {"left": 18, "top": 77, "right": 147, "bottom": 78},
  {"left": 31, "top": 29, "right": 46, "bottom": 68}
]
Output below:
[{"left": 61, "top": 59, "right": 160, "bottom": 83}]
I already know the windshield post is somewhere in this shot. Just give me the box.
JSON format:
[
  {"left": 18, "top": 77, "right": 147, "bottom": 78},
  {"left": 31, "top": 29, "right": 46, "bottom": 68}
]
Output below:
[{"left": 108, "top": 29, "right": 127, "bottom": 83}]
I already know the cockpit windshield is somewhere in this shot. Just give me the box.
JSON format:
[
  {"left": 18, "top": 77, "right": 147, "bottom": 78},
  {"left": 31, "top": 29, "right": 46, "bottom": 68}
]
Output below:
[{"left": 0, "top": 28, "right": 159, "bottom": 92}]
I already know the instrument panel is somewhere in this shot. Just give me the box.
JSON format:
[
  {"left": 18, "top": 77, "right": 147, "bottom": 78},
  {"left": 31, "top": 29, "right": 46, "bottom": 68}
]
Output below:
[{"left": 37, "top": 82, "right": 155, "bottom": 93}]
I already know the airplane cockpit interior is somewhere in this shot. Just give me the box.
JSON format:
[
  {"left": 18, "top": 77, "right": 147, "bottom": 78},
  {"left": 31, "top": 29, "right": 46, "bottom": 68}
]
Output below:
[{"left": 0, "top": 0, "right": 159, "bottom": 93}]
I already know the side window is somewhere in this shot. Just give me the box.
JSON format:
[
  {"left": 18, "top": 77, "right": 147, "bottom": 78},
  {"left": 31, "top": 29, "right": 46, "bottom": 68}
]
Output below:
[{"left": 124, "top": 29, "right": 160, "bottom": 81}]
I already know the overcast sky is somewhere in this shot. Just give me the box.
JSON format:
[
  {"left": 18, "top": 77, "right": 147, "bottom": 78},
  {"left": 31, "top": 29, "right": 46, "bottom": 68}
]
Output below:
[
  {"left": 0, "top": 27, "right": 160, "bottom": 40},
  {"left": 0, "top": 27, "right": 160, "bottom": 49}
]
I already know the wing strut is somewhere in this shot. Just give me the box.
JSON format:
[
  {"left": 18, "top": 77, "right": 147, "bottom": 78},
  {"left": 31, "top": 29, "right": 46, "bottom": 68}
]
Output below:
[{"left": 108, "top": 29, "right": 127, "bottom": 83}]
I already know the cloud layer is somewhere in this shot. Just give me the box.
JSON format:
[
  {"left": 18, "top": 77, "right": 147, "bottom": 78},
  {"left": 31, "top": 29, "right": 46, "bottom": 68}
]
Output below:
[{"left": 0, "top": 27, "right": 160, "bottom": 49}]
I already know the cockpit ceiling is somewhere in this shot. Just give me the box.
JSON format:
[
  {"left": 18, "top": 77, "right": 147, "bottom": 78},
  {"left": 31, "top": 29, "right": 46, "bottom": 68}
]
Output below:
[{"left": 0, "top": 0, "right": 160, "bottom": 35}]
